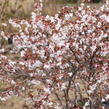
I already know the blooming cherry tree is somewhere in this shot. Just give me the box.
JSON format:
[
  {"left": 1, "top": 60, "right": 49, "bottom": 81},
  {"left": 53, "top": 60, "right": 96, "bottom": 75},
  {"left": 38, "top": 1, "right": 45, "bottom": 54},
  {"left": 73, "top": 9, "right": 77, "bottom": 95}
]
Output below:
[{"left": 0, "top": 1, "right": 109, "bottom": 109}]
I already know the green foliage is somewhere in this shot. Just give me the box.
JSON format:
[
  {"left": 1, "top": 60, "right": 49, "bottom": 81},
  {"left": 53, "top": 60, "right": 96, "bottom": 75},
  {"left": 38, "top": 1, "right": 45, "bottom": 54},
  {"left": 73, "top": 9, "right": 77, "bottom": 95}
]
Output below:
[
  {"left": 66, "top": 0, "right": 77, "bottom": 3},
  {"left": 93, "top": 0, "right": 101, "bottom": 3}
]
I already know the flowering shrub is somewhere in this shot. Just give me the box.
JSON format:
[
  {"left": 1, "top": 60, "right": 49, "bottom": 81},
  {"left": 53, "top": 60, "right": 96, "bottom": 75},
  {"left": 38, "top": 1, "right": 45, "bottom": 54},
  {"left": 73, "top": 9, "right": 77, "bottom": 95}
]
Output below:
[{"left": 0, "top": 0, "right": 109, "bottom": 109}]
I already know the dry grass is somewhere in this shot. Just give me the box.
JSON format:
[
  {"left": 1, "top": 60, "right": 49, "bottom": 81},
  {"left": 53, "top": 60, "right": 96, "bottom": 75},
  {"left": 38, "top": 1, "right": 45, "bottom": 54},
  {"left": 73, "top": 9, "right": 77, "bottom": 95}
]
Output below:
[
  {"left": 0, "top": 78, "right": 88, "bottom": 109},
  {"left": 0, "top": 0, "right": 103, "bottom": 20}
]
